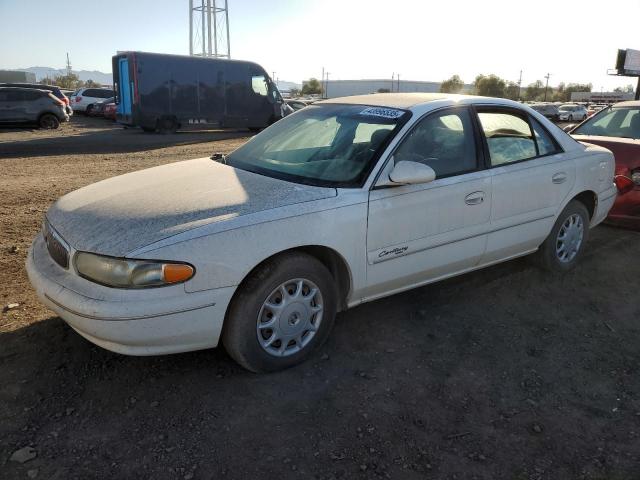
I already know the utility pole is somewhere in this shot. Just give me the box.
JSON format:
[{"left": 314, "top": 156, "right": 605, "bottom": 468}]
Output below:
[
  {"left": 636, "top": 76, "right": 640, "bottom": 100},
  {"left": 66, "top": 53, "right": 72, "bottom": 77},
  {"left": 325, "top": 72, "right": 330, "bottom": 98},
  {"left": 391, "top": 73, "right": 395, "bottom": 92},
  {"left": 517, "top": 70, "right": 522, "bottom": 100},
  {"left": 544, "top": 73, "right": 551, "bottom": 101},
  {"left": 397, "top": 73, "right": 400, "bottom": 93}
]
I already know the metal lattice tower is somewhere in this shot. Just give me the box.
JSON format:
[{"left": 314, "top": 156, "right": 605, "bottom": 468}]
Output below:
[{"left": 189, "top": 0, "right": 230, "bottom": 58}]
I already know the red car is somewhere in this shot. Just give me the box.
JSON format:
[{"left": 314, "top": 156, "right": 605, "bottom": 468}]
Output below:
[
  {"left": 569, "top": 100, "right": 640, "bottom": 229},
  {"left": 103, "top": 102, "right": 116, "bottom": 120}
]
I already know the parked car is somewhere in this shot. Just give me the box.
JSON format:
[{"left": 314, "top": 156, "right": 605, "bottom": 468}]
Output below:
[
  {"left": 530, "top": 103, "right": 559, "bottom": 121},
  {"left": 568, "top": 101, "right": 640, "bottom": 229},
  {"left": 558, "top": 104, "right": 588, "bottom": 121},
  {"left": 0, "top": 87, "right": 69, "bottom": 128},
  {"left": 69, "top": 87, "right": 115, "bottom": 114},
  {"left": 112, "top": 51, "right": 289, "bottom": 133},
  {"left": 27, "top": 93, "right": 618, "bottom": 372},
  {"left": 88, "top": 97, "right": 115, "bottom": 117},
  {"left": 103, "top": 102, "right": 116, "bottom": 120},
  {"left": 0, "top": 82, "right": 73, "bottom": 116}
]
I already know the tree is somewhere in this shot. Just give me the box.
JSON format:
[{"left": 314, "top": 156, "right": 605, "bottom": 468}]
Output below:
[
  {"left": 555, "top": 83, "right": 592, "bottom": 102},
  {"left": 504, "top": 81, "right": 520, "bottom": 100},
  {"left": 84, "top": 79, "right": 101, "bottom": 88},
  {"left": 289, "top": 88, "right": 300, "bottom": 97},
  {"left": 474, "top": 74, "right": 506, "bottom": 98},
  {"left": 524, "top": 80, "right": 544, "bottom": 101},
  {"left": 377, "top": 88, "right": 390, "bottom": 93},
  {"left": 614, "top": 84, "right": 634, "bottom": 93},
  {"left": 439, "top": 74, "right": 464, "bottom": 93},
  {"left": 54, "top": 73, "right": 82, "bottom": 90},
  {"left": 301, "top": 78, "right": 322, "bottom": 95}
]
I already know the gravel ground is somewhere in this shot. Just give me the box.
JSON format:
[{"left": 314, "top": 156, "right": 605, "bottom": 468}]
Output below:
[{"left": 1, "top": 116, "right": 639, "bottom": 480}]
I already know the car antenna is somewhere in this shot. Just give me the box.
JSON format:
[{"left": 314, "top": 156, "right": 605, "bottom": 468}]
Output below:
[{"left": 210, "top": 153, "right": 227, "bottom": 164}]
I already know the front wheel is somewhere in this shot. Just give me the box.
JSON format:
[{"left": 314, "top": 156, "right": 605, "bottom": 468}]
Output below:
[
  {"left": 223, "top": 252, "right": 337, "bottom": 372},
  {"left": 535, "top": 200, "right": 590, "bottom": 272},
  {"left": 568, "top": 114, "right": 573, "bottom": 121}
]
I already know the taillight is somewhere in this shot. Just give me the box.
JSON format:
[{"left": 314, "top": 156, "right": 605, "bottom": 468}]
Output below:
[
  {"left": 614, "top": 175, "right": 634, "bottom": 195},
  {"left": 632, "top": 169, "right": 640, "bottom": 186},
  {"left": 76, "top": 96, "right": 82, "bottom": 102}
]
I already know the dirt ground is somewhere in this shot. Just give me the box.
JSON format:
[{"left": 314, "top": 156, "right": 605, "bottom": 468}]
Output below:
[{"left": 1, "top": 116, "right": 639, "bottom": 480}]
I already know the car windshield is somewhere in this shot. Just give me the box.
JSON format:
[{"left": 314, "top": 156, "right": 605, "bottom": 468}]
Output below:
[
  {"left": 225, "top": 104, "right": 409, "bottom": 187},
  {"left": 572, "top": 106, "right": 640, "bottom": 139}
]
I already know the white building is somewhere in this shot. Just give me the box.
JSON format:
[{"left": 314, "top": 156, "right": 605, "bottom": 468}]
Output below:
[
  {"left": 323, "top": 79, "right": 473, "bottom": 99},
  {"left": 570, "top": 91, "right": 634, "bottom": 103}
]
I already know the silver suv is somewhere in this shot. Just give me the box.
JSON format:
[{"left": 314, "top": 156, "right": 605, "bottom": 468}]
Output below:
[{"left": 0, "top": 87, "right": 70, "bottom": 129}]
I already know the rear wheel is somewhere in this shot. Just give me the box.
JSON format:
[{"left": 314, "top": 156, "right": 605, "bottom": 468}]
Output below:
[
  {"left": 223, "top": 252, "right": 337, "bottom": 372},
  {"left": 38, "top": 113, "right": 59, "bottom": 129},
  {"left": 86, "top": 104, "right": 94, "bottom": 115},
  {"left": 535, "top": 200, "right": 590, "bottom": 272}
]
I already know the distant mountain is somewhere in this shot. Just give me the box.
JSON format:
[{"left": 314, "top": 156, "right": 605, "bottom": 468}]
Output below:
[
  {"left": 275, "top": 80, "right": 302, "bottom": 92},
  {"left": 18, "top": 67, "right": 112, "bottom": 86}
]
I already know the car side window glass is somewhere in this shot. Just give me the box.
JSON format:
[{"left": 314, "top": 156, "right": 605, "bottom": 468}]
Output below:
[
  {"left": 251, "top": 75, "right": 268, "bottom": 96},
  {"left": 478, "top": 112, "right": 536, "bottom": 166},
  {"left": 394, "top": 109, "right": 477, "bottom": 178},
  {"left": 530, "top": 118, "right": 560, "bottom": 156}
]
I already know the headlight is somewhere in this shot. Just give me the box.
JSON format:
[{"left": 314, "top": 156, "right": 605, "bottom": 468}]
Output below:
[{"left": 75, "top": 252, "right": 194, "bottom": 288}]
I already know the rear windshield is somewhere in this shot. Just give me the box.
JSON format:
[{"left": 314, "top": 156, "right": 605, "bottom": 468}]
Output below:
[
  {"left": 226, "top": 104, "right": 410, "bottom": 187},
  {"left": 573, "top": 106, "right": 640, "bottom": 139}
]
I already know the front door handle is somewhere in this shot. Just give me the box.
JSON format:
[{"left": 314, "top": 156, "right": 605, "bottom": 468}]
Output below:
[
  {"left": 465, "top": 191, "right": 485, "bottom": 205},
  {"left": 552, "top": 172, "right": 568, "bottom": 184}
]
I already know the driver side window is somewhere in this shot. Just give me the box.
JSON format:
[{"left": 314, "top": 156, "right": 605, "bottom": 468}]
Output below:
[{"left": 394, "top": 108, "right": 477, "bottom": 178}]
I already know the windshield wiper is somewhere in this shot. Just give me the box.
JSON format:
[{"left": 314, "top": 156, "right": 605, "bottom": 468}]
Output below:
[{"left": 210, "top": 153, "right": 227, "bottom": 164}]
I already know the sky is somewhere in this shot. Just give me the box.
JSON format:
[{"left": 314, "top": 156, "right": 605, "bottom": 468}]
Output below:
[{"left": 1, "top": 0, "right": 639, "bottom": 91}]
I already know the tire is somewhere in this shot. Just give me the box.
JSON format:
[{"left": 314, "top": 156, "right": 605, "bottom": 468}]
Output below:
[
  {"left": 535, "top": 200, "right": 590, "bottom": 272},
  {"left": 86, "top": 105, "right": 93, "bottom": 115},
  {"left": 158, "top": 116, "right": 178, "bottom": 134},
  {"left": 223, "top": 252, "right": 337, "bottom": 373},
  {"left": 38, "top": 113, "right": 59, "bottom": 129},
  {"left": 568, "top": 114, "right": 573, "bottom": 121},
  {"left": 141, "top": 126, "right": 156, "bottom": 133},
  {"left": 248, "top": 127, "right": 262, "bottom": 133}
]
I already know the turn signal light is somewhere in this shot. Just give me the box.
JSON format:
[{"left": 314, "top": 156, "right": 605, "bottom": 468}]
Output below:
[
  {"left": 163, "top": 264, "right": 195, "bottom": 284},
  {"left": 614, "top": 175, "right": 634, "bottom": 195}
]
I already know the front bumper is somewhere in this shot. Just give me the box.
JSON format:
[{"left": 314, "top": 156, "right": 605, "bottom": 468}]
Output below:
[{"left": 26, "top": 234, "right": 236, "bottom": 356}]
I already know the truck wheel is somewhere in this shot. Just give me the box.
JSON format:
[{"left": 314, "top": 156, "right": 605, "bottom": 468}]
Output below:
[
  {"left": 158, "top": 117, "right": 178, "bottom": 134},
  {"left": 223, "top": 252, "right": 337, "bottom": 373},
  {"left": 38, "top": 113, "right": 60, "bottom": 129}
]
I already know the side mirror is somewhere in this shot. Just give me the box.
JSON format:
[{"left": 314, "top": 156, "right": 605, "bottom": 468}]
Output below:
[{"left": 389, "top": 161, "right": 436, "bottom": 185}]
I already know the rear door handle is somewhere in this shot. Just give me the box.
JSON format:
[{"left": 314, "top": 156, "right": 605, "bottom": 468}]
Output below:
[
  {"left": 465, "top": 191, "right": 484, "bottom": 205},
  {"left": 552, "top": 172, "right": 567, "bottom": 184}
]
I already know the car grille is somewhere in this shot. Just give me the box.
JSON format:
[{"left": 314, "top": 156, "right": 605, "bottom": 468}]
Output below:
[{"left": 43, "top": 220, "right": 70, "bottom": 269}]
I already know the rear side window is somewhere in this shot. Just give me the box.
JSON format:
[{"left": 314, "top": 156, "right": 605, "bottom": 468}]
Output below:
[
  {"left": 0, "top": 90, "right": 24, "bottom": 101},
  {"left": 531, "top": 119, "right": 561, "bottom": 156},
  {"left": 251, "top": 75, "right": 268, "bottom": 96},
  {"left": 22, "top": 90, "right": 43, "bottom": 101},
  {"left": 394, "top": 108, "right": 477, "bottom": 178},
  {"left": 478, "top": 112, "right": 536, "bottom": 165},
  {"left": 479, "top": 111, "right": 562, "bottom": 166}
]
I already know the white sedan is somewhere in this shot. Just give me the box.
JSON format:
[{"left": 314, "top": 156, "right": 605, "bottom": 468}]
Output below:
[{"left": 27, "top": 93, "right": 618, "bottom": 372}]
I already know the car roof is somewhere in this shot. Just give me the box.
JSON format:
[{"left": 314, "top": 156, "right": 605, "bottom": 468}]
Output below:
[
  {"left": 0, "top": 86, "right": 49, "bottom": 92},
  {"left": 612, "top": 100, "right": 640, "bottom": 107},
  {"left": 318, "top": 93, "right": 521, "bottom": 110}
]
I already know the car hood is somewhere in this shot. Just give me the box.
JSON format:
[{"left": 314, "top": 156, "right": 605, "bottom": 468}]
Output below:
[{"left": 46, "top": 158, "right": 337, "bottom": 257}]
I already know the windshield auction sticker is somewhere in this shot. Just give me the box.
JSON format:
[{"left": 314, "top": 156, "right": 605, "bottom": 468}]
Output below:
[{"left": 359, "top": 107, "right": 405, "bottom": 119}]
